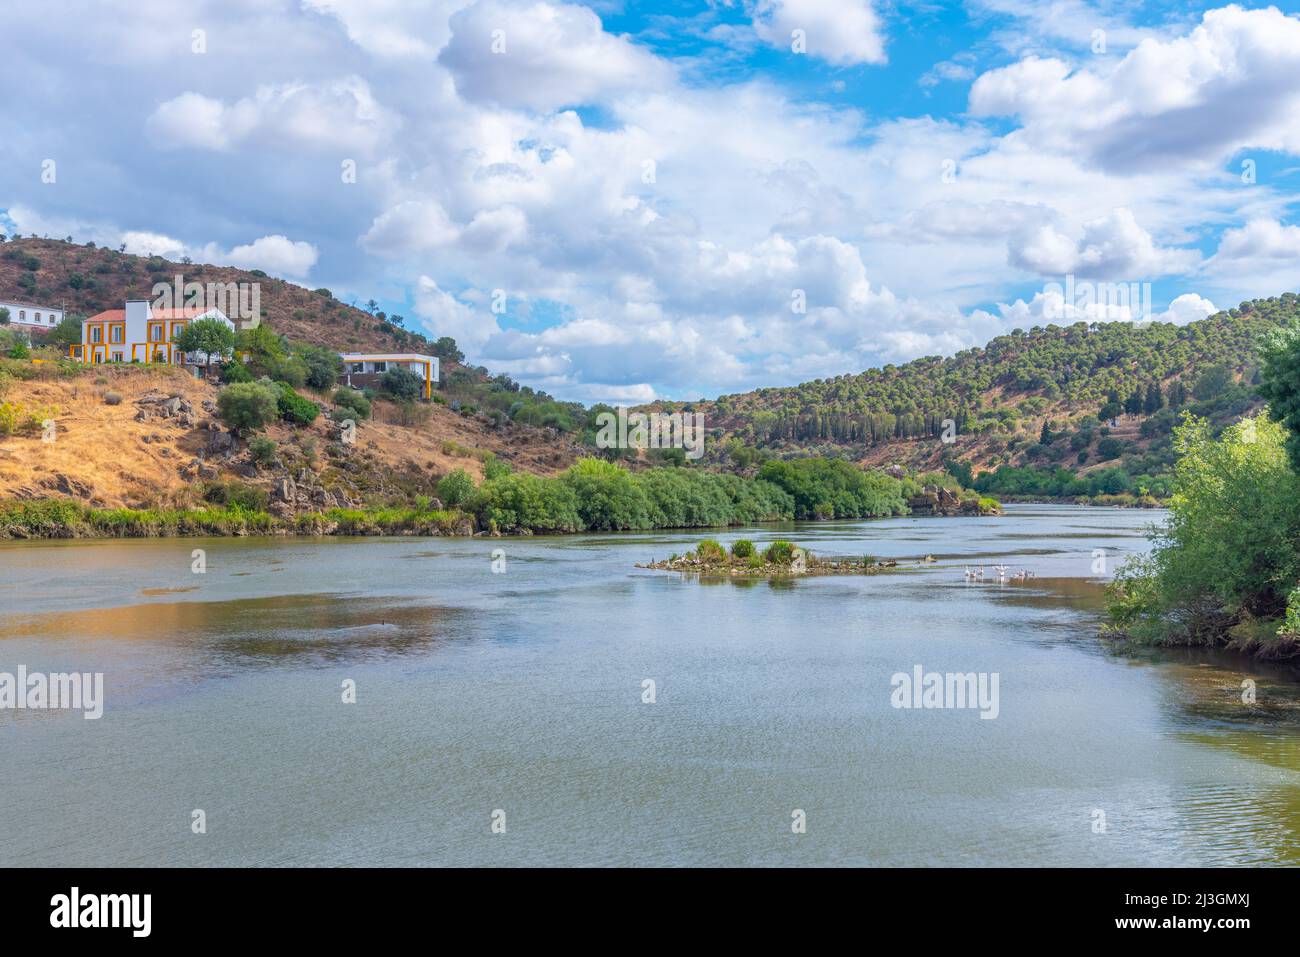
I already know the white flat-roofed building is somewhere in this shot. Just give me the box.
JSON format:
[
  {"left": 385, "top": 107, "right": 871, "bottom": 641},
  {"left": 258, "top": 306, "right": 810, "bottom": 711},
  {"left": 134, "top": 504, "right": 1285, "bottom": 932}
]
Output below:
[
  {"left": 340, "top": 353, "right": 440, "bottom": 399},
  {"left": 0, "top": 299, "right": 63, "bottom": 330}
]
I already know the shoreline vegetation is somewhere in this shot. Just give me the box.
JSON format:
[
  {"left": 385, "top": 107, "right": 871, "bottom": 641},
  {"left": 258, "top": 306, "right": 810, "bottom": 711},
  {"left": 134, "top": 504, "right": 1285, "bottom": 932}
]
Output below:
[
  {"left": 637, "top": 537, "right": 904, "bottom": 578},
  {"left": 1101, "top": 311, "right": 1300, "bottom": 664},
  {"left": 0, "top": 457, "right": 1001, "bottom": 541}
]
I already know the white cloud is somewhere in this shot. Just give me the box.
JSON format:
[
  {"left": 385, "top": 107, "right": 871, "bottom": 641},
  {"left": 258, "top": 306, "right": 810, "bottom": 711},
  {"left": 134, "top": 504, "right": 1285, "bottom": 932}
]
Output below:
[
  {"left": 1008, "top": 208, "right": 1200, "bottom": 279},
  {"left": 439, "top": 0, "right": 673, "bottom": 111},
  {"left": 970, "top": 6, "right": 1300, "bottom": 172},
  {"left": 302, "top": 0, "right": 472, "bottom": 57},
  {"left": 361, "top": 201, "right": 460, "bottom": 256},
  {"left": 462, "top": 205, "right": 528, "bottom": 252},
  {"left": 414, "top": 276, "right": 496, "bottom": 348},
  {"left": 149, "top": 77, "right": 399, "bottom": 153},
  {"left": 1156, "top": 293, "right": 1218, "bottom": 325},
  {"left": 1211, "top": 218, "right": 1300, "bottom": 264},
  {"left": 751, "top": 0, "right": 887, "bottom": 66},
  {"left": 208, "top": 235, "right": 320, "bottom": 278}
]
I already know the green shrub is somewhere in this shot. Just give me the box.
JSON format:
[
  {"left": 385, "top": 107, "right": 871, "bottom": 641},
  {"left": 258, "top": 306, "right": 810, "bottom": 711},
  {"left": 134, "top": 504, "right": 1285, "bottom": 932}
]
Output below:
[
  {"left": 482, "top": 454, "right": 512, "bottom": 481},
  {"left": 437, "top": 468, "right": 475, "bottom": 507},
  {"left": 248, "top": 436, "right": 277, "bottom": 466},
  {"left": 694, "top": 539, "right": 725, "bottom": 561},
  {"left": 764, "top": 540, "right": 796, "bottom": 565},
  {"left": 202, "top": 480, "right": 270, "bottom": 512},
  {"left": 274, "top": 382, "right": 320, "bottom": 425},
  {"left": 331, "top": 386, "right": 371, "bottom": 420},
  {"left": 220, "top": 360, "right": 253, "bottom": 383},
  {"left": 217, "top": 382, "right": 280, "bottom": 434},
  {"left": 730, "top": 539, "right": 755, "bottom": 558},
  {"left": 381, "top": 366, "right": 424, "bottom": 400}
]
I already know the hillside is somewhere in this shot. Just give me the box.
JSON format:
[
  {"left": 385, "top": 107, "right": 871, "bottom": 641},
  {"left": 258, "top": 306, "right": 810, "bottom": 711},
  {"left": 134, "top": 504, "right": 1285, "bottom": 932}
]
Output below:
[
  {"left": 650, "top": 295, "right": 1300, "bottom": 494},
  {"left": 0, "top": 236, "right": 421, "bottom": 354},
  {"left": 0, "top": 362, "right": 579, "bottom": 511}
]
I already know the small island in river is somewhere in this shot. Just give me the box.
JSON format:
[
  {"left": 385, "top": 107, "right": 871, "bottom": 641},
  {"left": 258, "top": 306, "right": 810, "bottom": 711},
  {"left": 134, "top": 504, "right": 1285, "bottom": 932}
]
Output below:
[{"left": 637, "top": 538, "right": 909, "bottom": 578}]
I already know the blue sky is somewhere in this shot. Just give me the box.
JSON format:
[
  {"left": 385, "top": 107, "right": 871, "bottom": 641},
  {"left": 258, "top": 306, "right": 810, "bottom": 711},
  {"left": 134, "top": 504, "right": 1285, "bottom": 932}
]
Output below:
[{"left": 3, "top": 0, "right": 1300, "bottom": 402}]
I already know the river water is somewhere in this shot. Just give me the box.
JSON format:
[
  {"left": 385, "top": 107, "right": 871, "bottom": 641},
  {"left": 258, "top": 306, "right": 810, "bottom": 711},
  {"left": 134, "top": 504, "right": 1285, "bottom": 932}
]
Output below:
[{"left": 2, "top": 504, "right": 1299, "bottom": 866}]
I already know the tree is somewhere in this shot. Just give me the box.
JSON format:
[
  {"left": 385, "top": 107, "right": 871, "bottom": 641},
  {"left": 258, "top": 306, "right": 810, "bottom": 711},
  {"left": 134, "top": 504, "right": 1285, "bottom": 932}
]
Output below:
[
  {"left": 296, "top": 344, "right": 341, "bottom": 390},
  {"left": 0, "top": 307, "right": 9, "bottom": 325},
  {"left": 174, "top": 317, "right": 236, "bottom": 376},
  {"left": 1144, "top": 382, "right": 1163, "bottom": 414},
  {"left": 1193, "top": 363, "right": 1232, "bottom": 401},
  {"left": 1260, "top": 326, "right": 1300, "bottom": 472},
  {"left": 216, "top": 382, "right": 280, "bottom": 435},
  {"left": 1124, "top": 387, "right": 1143, "bottom": 417},
  {"left": 431, "top": 336, "right": 465, "bottom": 364},
  {"left": 380, "top": 366, "right": 423, "bottom": 400},
  {"left": 46, "top": 315, "right": 83, "bottom": 351},
  {"left": 437, "top": 469, "right": 475, "bottom": 506}
]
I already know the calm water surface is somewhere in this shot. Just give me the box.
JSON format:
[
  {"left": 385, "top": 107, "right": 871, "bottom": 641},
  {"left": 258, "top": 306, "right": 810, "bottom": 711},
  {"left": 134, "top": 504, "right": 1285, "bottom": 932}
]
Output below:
[{"left": 3, "top": 504, "right": 1299, "bottom": 866}]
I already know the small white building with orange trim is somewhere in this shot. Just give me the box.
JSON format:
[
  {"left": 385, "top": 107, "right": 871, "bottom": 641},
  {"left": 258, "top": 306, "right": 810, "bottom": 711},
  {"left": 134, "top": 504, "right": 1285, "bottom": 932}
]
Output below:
[
  {"left": 340, "top": 353, "right": 440, "bottom": 399},
  {"left": 71, "top": 300, "right": 235, "bottom": 366}
]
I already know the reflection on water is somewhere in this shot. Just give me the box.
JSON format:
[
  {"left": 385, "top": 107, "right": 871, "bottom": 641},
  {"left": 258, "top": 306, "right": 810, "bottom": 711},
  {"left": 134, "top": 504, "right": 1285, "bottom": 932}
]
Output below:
[{"left": 1, "top": 504, "right": 1298, "bottom": 867}]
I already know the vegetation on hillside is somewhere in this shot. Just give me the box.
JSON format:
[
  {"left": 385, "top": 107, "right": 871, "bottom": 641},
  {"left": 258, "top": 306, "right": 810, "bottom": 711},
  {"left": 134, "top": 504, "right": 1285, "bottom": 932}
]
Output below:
[{"left": 1106, "top": 313, "right": 1300, "bottom": 659}]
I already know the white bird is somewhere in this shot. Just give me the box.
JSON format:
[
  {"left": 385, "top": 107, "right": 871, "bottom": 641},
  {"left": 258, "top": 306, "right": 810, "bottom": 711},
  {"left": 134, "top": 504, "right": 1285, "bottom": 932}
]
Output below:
[
  {"left": 963, "top": 567, "right": 974, "bottom": 580},
  {"left": 993, "top": 564, "right": 1009, "bottom": 578}
]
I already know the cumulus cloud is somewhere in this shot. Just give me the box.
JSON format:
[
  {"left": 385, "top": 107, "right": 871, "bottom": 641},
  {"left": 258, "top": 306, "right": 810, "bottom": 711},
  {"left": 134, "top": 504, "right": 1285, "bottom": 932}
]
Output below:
[
  {"left": 148, "top": 77, "right": 399, "bottom": 153},
  {"left": 751, "top": 0, "right": 887, "bottom": 66},
  {"left": 970, "top": 6, "right": 1300, "bottom": 172},
  {"left": 361, "top": 201, "right": 460, "bottom": 256},
  {"left": 1156, "top": 293, "right": 1218, "bottom": 325},
  {"left": 302, "top": 0, "right": 472, "bottom": 57},
  {"left": 439, "top": 0, "right": 673, "bottom": 111},
  {"left": 205, "top": 235, "right": 320, "bottom": 278},
  {"left": 413, "top": 276, "right": 497, "bottom": 348},
  {"left": 1210, "top": 218, "right": 1300, "bottom": 264},
  {"left": 1008, "top": 208, "right": 1200, "bottom": 279}
]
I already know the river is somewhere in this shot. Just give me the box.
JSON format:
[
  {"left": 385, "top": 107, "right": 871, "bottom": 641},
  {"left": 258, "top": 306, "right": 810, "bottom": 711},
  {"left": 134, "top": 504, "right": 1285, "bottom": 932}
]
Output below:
[{"left": 2, "top": 504, "right": 1298, "bottom": 866}]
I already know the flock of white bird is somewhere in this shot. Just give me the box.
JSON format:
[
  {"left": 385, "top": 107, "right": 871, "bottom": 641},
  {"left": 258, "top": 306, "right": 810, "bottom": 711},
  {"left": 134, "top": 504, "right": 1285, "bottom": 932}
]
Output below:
[{"left": 963, "top": 564, "right": 1035, "bottom": 582}]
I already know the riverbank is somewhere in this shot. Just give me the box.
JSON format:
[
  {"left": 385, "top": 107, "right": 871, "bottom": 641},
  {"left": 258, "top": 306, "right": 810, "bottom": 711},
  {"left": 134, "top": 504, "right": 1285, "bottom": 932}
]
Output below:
[{"left": 0, "top": 494, "right": 1000, "bottom": 541}]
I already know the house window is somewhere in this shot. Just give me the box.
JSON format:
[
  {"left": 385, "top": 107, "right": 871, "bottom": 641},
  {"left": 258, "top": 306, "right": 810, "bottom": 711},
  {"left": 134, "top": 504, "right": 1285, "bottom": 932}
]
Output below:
[
  {"left": 154, "top": 347, "right": 166, "bottom": 361},
  {"left": 91, "top": 326, "right": 102, "bottom": 343},
  {"left": 18, "top": 311, "right": 25, "bottom": 322},
  {"left": 150, "top": 324, "right": 163, "bottom": 342},
  {"left": 34, "top": 313, "right": 41, "bottom": 322},
  {"left": 171, "top": 322, "right": 185, "bottom": 339},
  {"left": 112, "top": 352, "right": 124, "bottom": 362},
  {"left": 373, "top": 361, "right": 387, "bottom": 373},
  {"left": 110, "top": 326, "right": 123, "bottom": 343}
]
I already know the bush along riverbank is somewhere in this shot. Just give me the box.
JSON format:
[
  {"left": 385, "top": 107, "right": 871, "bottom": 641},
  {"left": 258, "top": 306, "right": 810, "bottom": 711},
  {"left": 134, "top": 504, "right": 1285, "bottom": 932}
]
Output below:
[
  {"left": 637, "top": 537, "right": 906, "bottom": 578},
  {"left": 0, "top": 456, "right": 1000, "bottom": 540},
  {"left": 1104, "top": 414, "right": 1300, "bottom": 662}
]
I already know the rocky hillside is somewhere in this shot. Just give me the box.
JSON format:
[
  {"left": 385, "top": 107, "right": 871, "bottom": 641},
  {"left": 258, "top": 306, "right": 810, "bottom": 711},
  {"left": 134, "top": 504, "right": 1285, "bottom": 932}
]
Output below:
[{"left": 0, "top": 362, "right": 579, "bottom": 511}]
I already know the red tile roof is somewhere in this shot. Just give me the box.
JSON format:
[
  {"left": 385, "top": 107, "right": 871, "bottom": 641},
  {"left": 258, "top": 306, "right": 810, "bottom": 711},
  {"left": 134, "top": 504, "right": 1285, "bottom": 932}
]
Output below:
[{"left": 85, "top": 310, "right": 126, "bottom": 323}]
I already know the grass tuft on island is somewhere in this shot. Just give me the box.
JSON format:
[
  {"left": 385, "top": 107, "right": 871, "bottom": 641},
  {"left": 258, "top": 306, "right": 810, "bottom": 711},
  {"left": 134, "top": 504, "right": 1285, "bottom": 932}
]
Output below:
[{"left": 637, "top": 538, "right": 904, "bottom": 578}]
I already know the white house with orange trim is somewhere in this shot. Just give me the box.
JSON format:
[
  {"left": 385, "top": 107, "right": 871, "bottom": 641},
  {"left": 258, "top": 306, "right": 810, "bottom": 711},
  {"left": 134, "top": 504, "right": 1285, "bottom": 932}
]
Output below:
[
  {"left": 340, "top": 353, "right": 440, "bottom": 399},
  {"left": 70, "top": 300, "right": 235, "bottom": 367}
]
